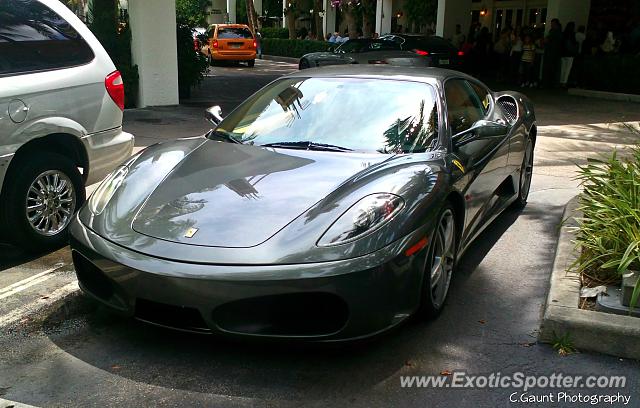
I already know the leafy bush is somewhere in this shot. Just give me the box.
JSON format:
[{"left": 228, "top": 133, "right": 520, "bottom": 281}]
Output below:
[
  {"left": 573, "top": 132, "right": 640, "bottom": 305},
  {"left": 261, "top": 38, "right": 331, "bottom": 58},
  {"left": 261, "top": 27, "right": 289, "bottom": 39},
  {"left": 176, "top": 24, "right": 209, "bottom": 99},
  {"left": 88, "top": 0, "right": 138, "bottom": 108}
]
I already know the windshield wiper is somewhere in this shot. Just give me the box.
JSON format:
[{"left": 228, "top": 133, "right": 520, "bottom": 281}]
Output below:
[
  {"left": 208, "top": 129, "right": 242, "bottom": 144},
  {"left": 261, "top": 141, "right": 353, "bottom": 152}
]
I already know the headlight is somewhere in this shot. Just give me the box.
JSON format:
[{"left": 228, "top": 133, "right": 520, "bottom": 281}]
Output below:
[
  {"left": 88, "top": 165, "right": 128, "bottom": 215},
  {"left": 318, "top": 193, "right": 404, "bottom": 246}
]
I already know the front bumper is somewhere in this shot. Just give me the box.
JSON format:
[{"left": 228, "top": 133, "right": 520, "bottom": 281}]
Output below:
[
  {"left": 82, "top": 127, "right": 134, "bottom": 185},
  {"left": 69, "top": 217, "right": 429, "bottom": 341}
]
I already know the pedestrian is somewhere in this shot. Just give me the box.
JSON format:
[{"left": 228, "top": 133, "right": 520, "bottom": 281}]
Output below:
[
  {"left": 510, "top": 27, "right": 523, "bottom": 83},
  {"left": 334, "top": 31, "right": 342, "bottom": 43},
  {"left": 493, "top": 28, "right": 511, "bottom": 81},
  {"left": 256, "top": 30, "right": 262, "bottom": 59},
  {"left": 542, "top": 18, "right": 562, "bottom": 87},
  {"left": 520, "top": 34, "right": 536, "bottom": 87},
  {"left": 452, "top": 24, "right": 465, "bottom": 50},
  {"left": 533, "top": 29, "right": 545, "bottom": 86},
  {"left": 560, "top": 22, "right": 578, "bottom": 88}
]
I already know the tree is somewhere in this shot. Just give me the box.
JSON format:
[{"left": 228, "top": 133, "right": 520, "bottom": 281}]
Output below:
[
  {"left": 246, "top": 0, "right": 260, "bottom": 33},
  {"left": 175, "top": 0, "right": 209, "bottom": 27},
  {"left": 313, "top": 0, "right": 323, "bottom": 39},
  {"left": 403, "top": 0, "right": 437, "bottom": 33},
  {"left": 283, "top": 1, "right": 299, "bottom": 39},
  {"left": 89, "top": 0, "right": 117, "bottom": 55},
  {"left": 331, "top": 0, "right": 357, "bottom": 39}
]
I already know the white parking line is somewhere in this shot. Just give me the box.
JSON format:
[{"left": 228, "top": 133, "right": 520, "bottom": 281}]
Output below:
[
  {"left": 0, "top": 263, "right": 65, "bottom": 298},
  {"left": 0, "top": 280, "right": 79, "bottom": 328}
]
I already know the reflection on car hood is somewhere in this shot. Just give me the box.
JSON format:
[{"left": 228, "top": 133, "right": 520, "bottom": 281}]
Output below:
[{"left": 131, "top": 141, "right": 391, "bottom": 248}]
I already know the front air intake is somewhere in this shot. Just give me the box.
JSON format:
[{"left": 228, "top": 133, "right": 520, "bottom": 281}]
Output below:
[{"left": 497, "top": 96, "right": 519, "bottom": 124}]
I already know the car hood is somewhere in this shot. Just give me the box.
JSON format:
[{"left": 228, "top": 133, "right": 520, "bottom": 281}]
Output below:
[{"left": 131, "top": 141, "right": 392, "bottom": 248}]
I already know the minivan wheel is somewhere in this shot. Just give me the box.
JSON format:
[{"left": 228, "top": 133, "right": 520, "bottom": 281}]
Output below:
[
  {"left": 1, "top": 153, "right": 85, "bottom": 251},
  {"left": 247, "top": 59, "right": 255, "bottom": 67}
]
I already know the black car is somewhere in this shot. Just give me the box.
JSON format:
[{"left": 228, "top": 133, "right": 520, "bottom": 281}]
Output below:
[{"left": 382, "top": 34, "right": 465, "bottom": 69}]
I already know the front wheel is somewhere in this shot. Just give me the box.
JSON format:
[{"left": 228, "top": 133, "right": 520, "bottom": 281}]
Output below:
[
  {"left": 512, "top": 138, "right": 534, "bottom": 209},
  {"left": 417, "top": 205, "right": 457, "bottom": 319},
  {"left": 299, "top": 59, "right": 310, "bottom": 70},
  {"left": 0, "top": 152, "right": 85, "bottom": 251}
]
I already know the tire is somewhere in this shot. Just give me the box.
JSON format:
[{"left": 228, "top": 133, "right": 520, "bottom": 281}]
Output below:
[
  {"left": 417, "top": 204, "right": 457, "bottom": 319},
  {"left": 0, "top": 152, "right": 85, "bottom": 251},
  {"left": 299, "top": 59, "right": 310, "bottom": 70},
  {"left": 247, "top": 59, "right": 255, "bottom": 67},
  {"left": 511, "top": 137, "right": 534, "bottom": 209}
]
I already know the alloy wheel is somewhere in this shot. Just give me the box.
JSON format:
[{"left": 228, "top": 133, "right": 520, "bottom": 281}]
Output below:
[
  {"left": 429, "top": 209, "right": 456, "bottom": 309},
  {"left": 25, "top": 170, "right": 76, "bottom": 236},
  {"left": 519, "top": 140, "right": 534, "bottom": 200}
]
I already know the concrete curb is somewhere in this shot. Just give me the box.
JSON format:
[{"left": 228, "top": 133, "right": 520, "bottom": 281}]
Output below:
[
  {"left": 568, "top": 88, "right": 640, "bottom": 103},
  {"left": 0, "top": 398, "right": 39, "bottom": 408},
  {"left": 260, "top": 55, "right": 300, "bottom": 64},
  {"left": 539, "top": 196, "right": 640, "bottom": 359}
]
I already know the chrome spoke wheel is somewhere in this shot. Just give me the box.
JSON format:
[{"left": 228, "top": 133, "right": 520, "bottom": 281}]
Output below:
[
  {"left": 520, "top": 140, "right": 534, "bottom": 200},
  {"left": 25, "top": 170, "right": 76, "bottom": 236},
  {"left": 429, "top": 209, "right": 455, "bottom": 309}
]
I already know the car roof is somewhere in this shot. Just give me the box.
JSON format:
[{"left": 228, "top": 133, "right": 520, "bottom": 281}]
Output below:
[
  {"left": 210, "top": 24, "right": 251, "bottom": 28},
  {"left": 283, "top": 65, "right": 479, "bottom": 84}
]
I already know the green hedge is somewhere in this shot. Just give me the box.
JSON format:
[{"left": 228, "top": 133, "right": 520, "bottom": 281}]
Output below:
[
  {"left": 261, "top": 38, "right": 332, "bottom": 59},
  {"left": 261, "top": 27, "right": 289, "bottom": 39},
  {"left": 582, "top": 54, "right": 640, "bottom": 94}
]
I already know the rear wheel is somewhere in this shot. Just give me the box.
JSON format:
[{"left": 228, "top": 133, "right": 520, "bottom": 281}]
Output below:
[
  {"left": 417, "top": 205, "right": 457, "bottom": 319},
  {"left": 512, "top": 138, "right": 534, "bottom": 209},
  {"left": 247, "top": 59, "right": 255, "bottom": 67},
  {"left": 0, "top": 152, "right": 85, "bottom": 251},
  {"left": 299, "top": 59, "right": 310, "bottom": 70}
]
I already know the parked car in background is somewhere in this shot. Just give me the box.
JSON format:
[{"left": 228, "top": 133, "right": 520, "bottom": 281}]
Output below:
[
  {"left": 381, "top": 34, "right": 465, "bottom": 69},
  {"left": 192, "top": 27, "right": 207, "bottom": 52},
  {"left": 201, "top": 24, "right": 257, "bottom": 67},
  {"left": 0, "top": 0, "right": 134, "bottom": 250},
  {"left": 299, "top": 39, "right": 428, "bottom": 69}
]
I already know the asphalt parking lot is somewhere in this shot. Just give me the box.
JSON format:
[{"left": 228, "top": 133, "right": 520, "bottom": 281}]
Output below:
[{"left": 1, "top": 60, "right": 639, "bottom": 407}]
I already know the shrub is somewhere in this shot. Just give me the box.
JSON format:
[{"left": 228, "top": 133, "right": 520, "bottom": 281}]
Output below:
[
  {"left": 261, "top": 27, "right": 289, "bottom": 39},
  {"left": 261, "top": 38, "right": 332, "bottom": 58},
  {"left": 176, "top": 24, "right": 209, "bottom": 99},
  {"left": 573, "top": 131, "right": 640, "bottom": 305}
]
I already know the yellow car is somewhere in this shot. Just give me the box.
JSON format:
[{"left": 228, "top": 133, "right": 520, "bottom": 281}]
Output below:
[{"left": 203, "top": 24, "right": 256, "bottom": 67}]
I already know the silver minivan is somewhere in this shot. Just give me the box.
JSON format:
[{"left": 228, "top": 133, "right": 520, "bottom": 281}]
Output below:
[{"left": 0, "top": 0, "right": 134, "bottom": 250}]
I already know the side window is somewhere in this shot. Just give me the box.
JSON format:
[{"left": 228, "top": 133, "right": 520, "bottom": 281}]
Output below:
[
  {"left": 444, "top": 79, "right": 485, "bottom": 135},
  {"left": 0, "top": 0, "right": 94, "bottom": 75},
  {"left": 468, "top": 81, "right": 492, "bottom": 115}
]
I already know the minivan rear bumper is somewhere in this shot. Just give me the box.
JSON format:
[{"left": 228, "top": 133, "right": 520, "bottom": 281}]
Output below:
[{"left": 83, "top": 127, "right": 134, "bottom": 185}]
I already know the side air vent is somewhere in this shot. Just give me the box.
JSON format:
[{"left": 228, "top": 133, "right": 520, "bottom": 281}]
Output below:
[{"left": 497, "top": 96, "right": 519, "bottom": 124}]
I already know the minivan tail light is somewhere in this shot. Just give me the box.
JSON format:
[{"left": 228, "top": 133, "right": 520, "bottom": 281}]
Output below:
[
  {"left": 253, "top": 40, "right": 257, "bottom": 48},
  {"left": 105, "top": 70, "right": 124, "bottom": 111},
  {"left": 213, "top": 40, "right": 219, "bottom": 48}
]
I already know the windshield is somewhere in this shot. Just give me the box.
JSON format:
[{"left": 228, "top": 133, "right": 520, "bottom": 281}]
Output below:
[{"left": 212, "top": 77, "right": 440, "bottom": 154}]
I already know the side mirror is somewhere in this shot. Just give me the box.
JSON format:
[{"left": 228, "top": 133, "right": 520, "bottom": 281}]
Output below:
[
  {"left": 205, "top": 105, "right": 223, "bottom": 126},
  {"left": 453, "top": 119, "right": 508, "bottom": 148}
]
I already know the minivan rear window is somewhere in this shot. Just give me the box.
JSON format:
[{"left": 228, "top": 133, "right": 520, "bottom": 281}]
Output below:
[
  {"left": 0, "top": 0, "right": 94, "bottom": 75},
  {"left": 217, "top": 27, "right": 253, "bottom": 39}
]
